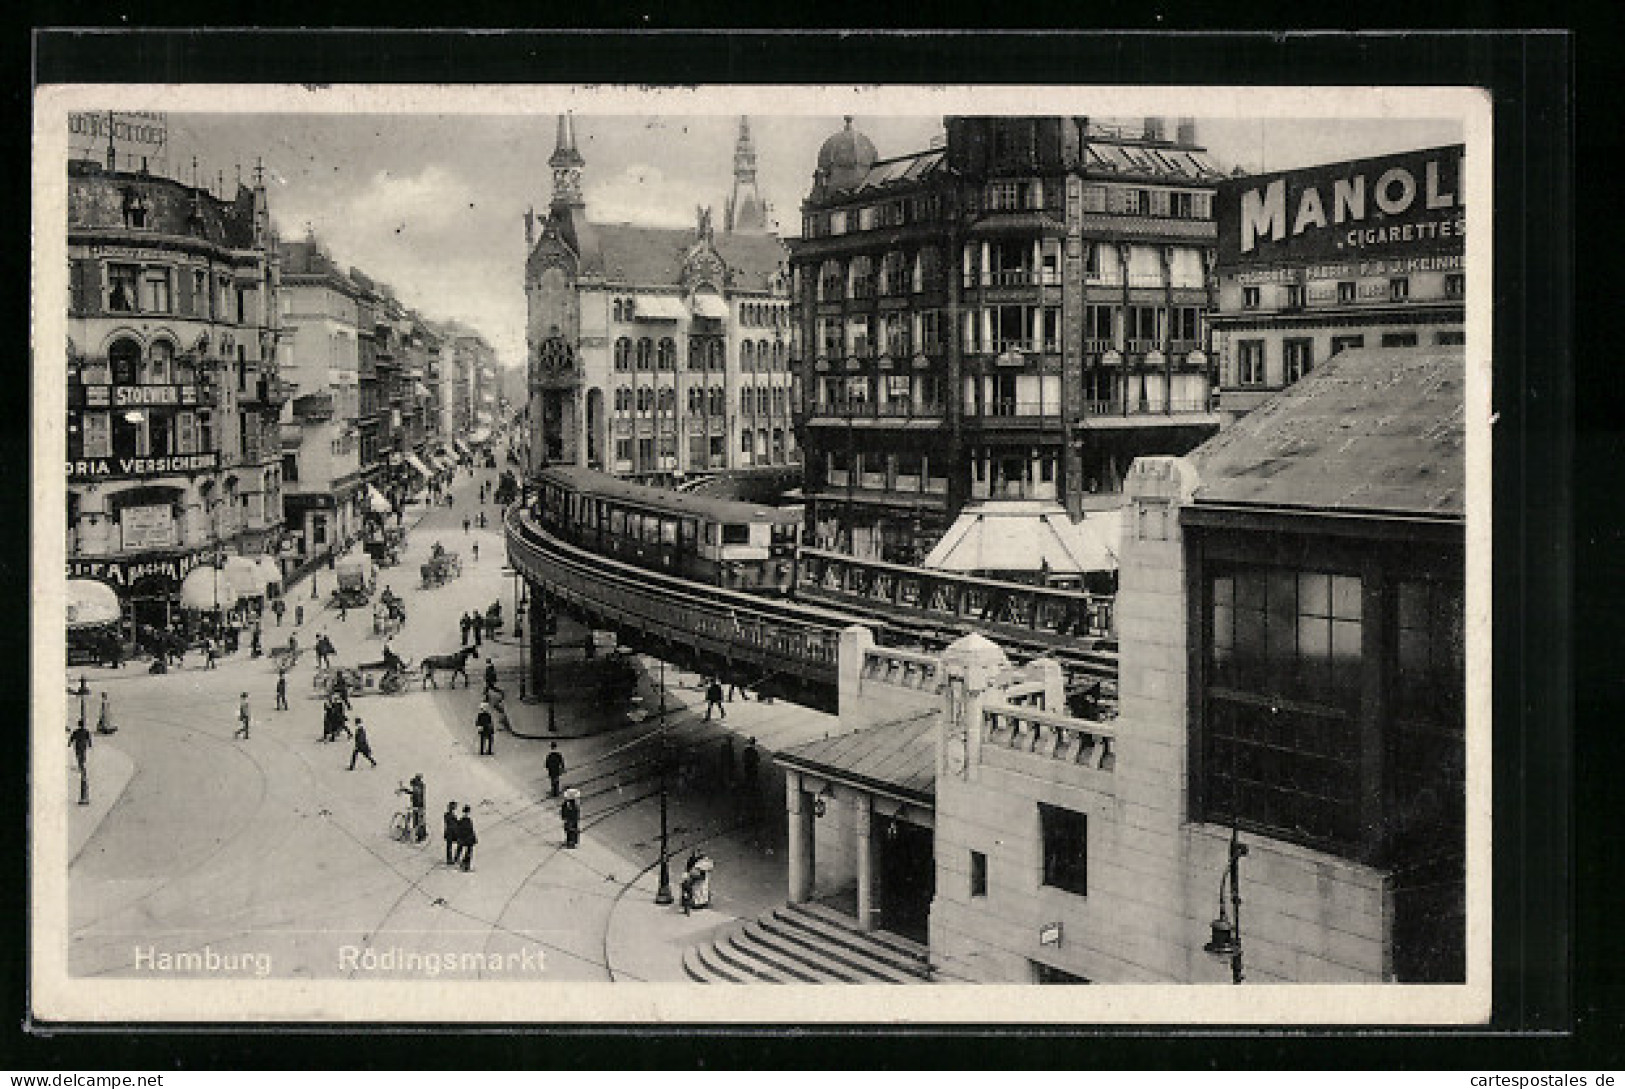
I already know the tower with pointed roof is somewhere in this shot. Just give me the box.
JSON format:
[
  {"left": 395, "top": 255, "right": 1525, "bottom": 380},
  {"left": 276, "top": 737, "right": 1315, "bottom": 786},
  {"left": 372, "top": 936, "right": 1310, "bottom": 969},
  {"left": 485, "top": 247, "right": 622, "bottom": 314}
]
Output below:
[
  {"left": 725, "top": 116, "right": 770, "bottom": 234},
  {"left": 549, "top": 113, "right": 585, "bottom": 208}
]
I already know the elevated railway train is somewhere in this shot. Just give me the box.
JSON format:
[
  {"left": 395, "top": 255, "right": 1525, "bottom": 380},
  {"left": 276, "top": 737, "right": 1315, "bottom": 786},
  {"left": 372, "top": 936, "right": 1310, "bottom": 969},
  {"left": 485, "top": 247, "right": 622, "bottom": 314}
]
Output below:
[{"left": 532, "top": 466, "right": 802, "bottom": 594}]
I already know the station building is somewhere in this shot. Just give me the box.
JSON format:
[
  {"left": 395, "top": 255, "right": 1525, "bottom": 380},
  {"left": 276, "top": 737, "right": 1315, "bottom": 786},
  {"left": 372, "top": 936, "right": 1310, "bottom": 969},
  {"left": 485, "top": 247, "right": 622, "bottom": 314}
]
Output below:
[
  {"left": 524, "top": 115, "right": 796, "bottom": 479},
  {"left": 787, "top": 116, "right": 1226, "bottom": 566},
  {"left": 776, "top": 344, "right": 1465, "bottom": 983},
  {"left": 1210, "top": 144, "right": 1466, "bottom": 418},
  {"left": 66, "top": 155, "right": 288, "bottom": 631}
]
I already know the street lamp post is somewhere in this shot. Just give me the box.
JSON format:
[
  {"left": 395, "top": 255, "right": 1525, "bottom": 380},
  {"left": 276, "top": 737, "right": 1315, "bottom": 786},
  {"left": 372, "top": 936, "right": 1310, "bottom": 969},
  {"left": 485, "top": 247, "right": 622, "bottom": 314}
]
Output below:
[
  {"left": 653, "top": 652, "right": 673, "bottom": 905},
  {"left": 1202, "top": 818, "right": 1248, "bottom": 984},
  {"left": 75, "top": 675, "right": 90, "bottom": 734}
]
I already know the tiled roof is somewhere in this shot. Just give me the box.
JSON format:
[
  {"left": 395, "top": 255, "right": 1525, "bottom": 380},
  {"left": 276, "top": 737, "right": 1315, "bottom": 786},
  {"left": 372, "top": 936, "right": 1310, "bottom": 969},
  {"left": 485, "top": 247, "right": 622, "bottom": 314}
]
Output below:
[
  {"left": 1192, "top": 347, "right": 1466, "bottom": 517},
  {"left": 775, "top": 713, "right": 940, "bottom": 802},
  {"left": 583, "top": 224, "right": 786, "bottom": 292},
  {"left": 68, "top": 161, "right": 259, "bottom": 248}
]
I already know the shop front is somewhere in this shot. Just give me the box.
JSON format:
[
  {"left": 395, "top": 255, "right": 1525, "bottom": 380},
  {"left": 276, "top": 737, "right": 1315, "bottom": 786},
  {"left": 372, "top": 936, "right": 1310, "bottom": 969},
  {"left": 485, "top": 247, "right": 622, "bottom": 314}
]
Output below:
[{"left": 68, "top": 547, "right": 212, "bottom": 636}]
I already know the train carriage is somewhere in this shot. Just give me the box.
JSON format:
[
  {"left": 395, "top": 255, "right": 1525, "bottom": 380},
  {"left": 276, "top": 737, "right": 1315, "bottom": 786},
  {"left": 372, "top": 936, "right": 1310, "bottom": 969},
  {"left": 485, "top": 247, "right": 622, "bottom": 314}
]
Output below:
[{"left": 534, "top": 466, "right": 801, "bottom": 594}]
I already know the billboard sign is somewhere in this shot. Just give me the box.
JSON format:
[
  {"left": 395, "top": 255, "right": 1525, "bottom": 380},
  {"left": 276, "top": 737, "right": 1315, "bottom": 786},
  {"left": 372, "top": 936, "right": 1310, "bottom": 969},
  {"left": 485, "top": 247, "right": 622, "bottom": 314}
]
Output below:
[
  {"left": 1217, "top": 145, "right": 1465, "bottom": 269},
  {"left": 68, "top": 111, "right": 169, "bottom": 172}
]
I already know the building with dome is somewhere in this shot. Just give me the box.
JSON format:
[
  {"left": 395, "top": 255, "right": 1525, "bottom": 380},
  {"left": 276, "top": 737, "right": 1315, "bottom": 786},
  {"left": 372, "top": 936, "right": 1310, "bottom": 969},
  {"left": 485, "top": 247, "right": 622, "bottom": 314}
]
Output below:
[
  {"left": 523, "top": 115, "right": 796, "bottom": 479},
  {"left": 789, "top": 116, "right": 1226, "bottom": 564}
]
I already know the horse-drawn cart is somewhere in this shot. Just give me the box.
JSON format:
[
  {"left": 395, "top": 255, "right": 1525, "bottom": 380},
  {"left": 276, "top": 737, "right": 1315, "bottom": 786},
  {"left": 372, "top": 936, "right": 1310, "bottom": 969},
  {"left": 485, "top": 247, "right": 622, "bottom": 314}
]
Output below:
[
  {"left": 314, "top": 659, "right": 418, "bottom": 697},
  {"left": 420, "top": 547, "right": 461, "bottom": 589}
]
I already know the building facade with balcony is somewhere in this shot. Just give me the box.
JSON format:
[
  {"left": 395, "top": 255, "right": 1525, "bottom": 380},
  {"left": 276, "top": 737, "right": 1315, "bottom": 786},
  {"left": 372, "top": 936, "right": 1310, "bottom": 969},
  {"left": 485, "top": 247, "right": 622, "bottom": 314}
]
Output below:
[
  {"left": 789, "top": 116, "right": 1225, "bottom": 565},
  {"left": 1210, "top": 144, "right": 1466, "bottom": 418},
  {"left": 66, "top": 157, "right": 287, "bottom": 630},
  {"left": 524, "top": 115, "right": 795, "bottom": 479},
  {"left": 276, "top": 236, "right": 369, "bottom": 563}
]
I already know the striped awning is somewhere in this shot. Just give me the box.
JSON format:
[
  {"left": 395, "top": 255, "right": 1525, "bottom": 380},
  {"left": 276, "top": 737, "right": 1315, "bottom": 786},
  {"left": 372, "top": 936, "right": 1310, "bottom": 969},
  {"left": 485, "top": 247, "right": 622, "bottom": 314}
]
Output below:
[
  {"left": 691, "top": 294, "right": 729, "bottom": 320},
  {"left": 66, "top": 579, "right": 120, "bottom": 629},
  {"left": 634, "top": 295, "right": 688, "bottom": 321}
]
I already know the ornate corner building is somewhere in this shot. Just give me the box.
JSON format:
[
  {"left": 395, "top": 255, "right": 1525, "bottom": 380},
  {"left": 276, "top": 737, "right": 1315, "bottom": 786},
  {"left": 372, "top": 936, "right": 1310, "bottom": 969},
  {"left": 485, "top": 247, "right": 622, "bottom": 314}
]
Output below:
[
  {"left": 788, "top": 116, "right": 1226, "bottom": 565},
  {"left": 66, "top": 155, "right": 288, "bottom": 629},
  {"left": 523, "top": 115, "right": 796, "bottom": 479}
]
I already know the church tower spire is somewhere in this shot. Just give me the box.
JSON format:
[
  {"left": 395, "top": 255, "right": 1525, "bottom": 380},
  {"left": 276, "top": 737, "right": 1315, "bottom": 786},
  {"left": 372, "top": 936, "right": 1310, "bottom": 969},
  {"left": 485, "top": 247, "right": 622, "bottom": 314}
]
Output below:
[
  {"left": 725, "top": 115, "right": 769, "bottom": 234},
  {"left": 549, "top": 112, "right": 585, "bottom": 209}
]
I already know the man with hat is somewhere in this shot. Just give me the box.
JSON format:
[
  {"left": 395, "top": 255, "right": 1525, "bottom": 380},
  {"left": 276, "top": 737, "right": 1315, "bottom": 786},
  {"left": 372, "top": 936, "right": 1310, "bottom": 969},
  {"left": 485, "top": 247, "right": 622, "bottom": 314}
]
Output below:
[
  {"left": 442, "top": 800, "right": 461, "bottom": 865},
  {"left": 476, "top": 701, "right": 495, "bottom": 756},
  {"left": 561, "top": 788, "right": 581, "bottom": 849}
]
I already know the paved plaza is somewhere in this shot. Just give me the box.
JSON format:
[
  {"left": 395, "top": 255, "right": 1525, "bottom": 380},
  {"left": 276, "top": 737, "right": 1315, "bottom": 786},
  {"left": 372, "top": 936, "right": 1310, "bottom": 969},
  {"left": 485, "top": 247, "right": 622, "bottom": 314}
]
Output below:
[{"left": 64, "top": 467, "right": 830, "bottom": 983}]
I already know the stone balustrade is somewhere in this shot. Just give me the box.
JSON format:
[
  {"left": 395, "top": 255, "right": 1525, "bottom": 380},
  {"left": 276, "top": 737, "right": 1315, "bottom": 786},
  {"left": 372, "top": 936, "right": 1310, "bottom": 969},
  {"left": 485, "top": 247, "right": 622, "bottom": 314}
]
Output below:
[
  {"left": 859, "top": 645, "right": 945, "bottom": 694},
  {"left": 981, "top": 699, "right": 1116, "bottom": 771}
]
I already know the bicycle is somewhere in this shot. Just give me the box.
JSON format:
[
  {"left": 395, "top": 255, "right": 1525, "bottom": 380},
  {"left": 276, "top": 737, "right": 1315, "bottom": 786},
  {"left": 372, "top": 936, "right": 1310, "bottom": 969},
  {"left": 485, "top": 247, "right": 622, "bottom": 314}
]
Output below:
[{"left": 390, "top": 808, "right": 427, "bottom": 845}]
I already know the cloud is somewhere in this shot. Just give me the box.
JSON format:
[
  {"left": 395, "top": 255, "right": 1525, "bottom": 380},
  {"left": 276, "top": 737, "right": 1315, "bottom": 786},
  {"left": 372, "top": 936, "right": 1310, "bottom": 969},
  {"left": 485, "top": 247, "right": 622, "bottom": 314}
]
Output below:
[{"left": 584, "top": 164, "right": 704, "bottom": 229}]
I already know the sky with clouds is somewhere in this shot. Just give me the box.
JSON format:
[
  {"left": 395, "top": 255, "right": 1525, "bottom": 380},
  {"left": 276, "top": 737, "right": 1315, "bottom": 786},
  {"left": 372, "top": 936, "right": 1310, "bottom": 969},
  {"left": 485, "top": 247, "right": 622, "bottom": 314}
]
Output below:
[{"left": 120, "top": 107, "right": 1462, "bottom": 370}]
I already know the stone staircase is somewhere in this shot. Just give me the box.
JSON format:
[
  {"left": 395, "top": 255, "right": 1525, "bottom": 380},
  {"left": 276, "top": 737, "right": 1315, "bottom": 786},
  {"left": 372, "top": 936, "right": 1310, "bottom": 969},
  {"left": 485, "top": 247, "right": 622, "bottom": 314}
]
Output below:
[{"left": 682, "top": 901, "right": 936, "bottom": 984}]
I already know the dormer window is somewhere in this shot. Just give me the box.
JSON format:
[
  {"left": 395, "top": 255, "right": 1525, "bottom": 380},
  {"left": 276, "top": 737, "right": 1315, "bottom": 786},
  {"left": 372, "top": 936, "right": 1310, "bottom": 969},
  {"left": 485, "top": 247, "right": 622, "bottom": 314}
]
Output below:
[{"left": 121, "top": 190, "right": 150, "bottom": 229}]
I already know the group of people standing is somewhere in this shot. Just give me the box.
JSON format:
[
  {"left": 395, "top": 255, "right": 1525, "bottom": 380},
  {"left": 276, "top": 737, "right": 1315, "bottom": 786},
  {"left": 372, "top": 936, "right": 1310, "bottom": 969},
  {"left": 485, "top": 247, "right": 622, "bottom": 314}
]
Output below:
[{"left": 443, "top": 799, "right": 479, "bottom": 870}]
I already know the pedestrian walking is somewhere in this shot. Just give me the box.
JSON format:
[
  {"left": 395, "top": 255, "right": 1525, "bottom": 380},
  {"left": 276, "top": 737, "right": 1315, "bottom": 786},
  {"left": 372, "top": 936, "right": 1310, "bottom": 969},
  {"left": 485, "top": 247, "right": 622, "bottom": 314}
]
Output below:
[
  {"left": 561, "top": 788, "right": 581, "bottom": 848},
  {"left": 545, "top": 743, "right": 565, "bottom": 798},
  {"left": 463, "top": 517, "right": 470, "bottom": 535},
  {"left": 472, "top": 542, "right": 480, "bottom": 563},
  {"left": 234, "top": 692, "right": 252, "bottom": 740},
  {"left": 272, "top": 598, "right": 285, "bottom": 627},
  {"left": 204, "top": 638, "right": 219, "bottom": 670},
  {"left": 478, "top": 511, "right": 488, "bottom": 530},
  {"left": 275, "top": 670, "right": 289, "bottom": 711},
  {"left": 69, "top": 722, "right": 92, "bottom": 805},
  {"left": 476, "top": 703, "right": 495, "bottom": 756},
  {"left": 458, "top": 806, "right": 477, "bottom": 871},
  {"left": 251, "top": 623, "right": 263, "bottom": 659},
  {"left": 704, "top": 679, "right": 726, "bottom": 721},
  {"left": 348, "top": 719, "right": 376, "bottom": 769},
  {"left": 459, "top": 614, "right": 471, "bottom": 646},
  {"left": 472, "top": 616, "right": 483, "bottom": 648},
  {"left": 338, "top": 598, "right": 349, "bottom": 622},
  {"left": 332, "top": 671, "right": 352, "bottom": 710},
  {"left": 321, "top": 696, "right": 338, "bottom": 742},
  {"left": 316, "top": 632, "right": 333, "bottom": 669},
  {"left": 443, "top": 801, "right": 460, "bottom": 865},
  {"left": 484, "top": 658, "right": 499, "bottom": 692},
  {"left": 96, "top": 692, "right": 116, "bottom": 735}
]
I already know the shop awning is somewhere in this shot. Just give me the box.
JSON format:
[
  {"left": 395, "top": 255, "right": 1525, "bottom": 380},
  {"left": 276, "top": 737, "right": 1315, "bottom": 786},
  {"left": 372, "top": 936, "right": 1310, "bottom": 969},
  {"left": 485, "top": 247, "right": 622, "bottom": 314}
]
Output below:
[
  {"left": 404, "top": 454, "right": 432, "bottom": 478},
  {"left": 66, "top": 579, "right": 120, "bottom": 629},
  {"left": 633, "top": 295, "right": 688, "bottom": 321},
  {"left": 222, "top": 556, "right": 266, "bottom": 601},
  {"left": 365, "top": 484, "right": 393, "bottom": 515},
  {"left": 251, "top": 556, "right": 283, "bottom": 596},
  {"left": 178, "top": 565, "right": 234, "bottom": 611},
  {"left": 691, "top": 294, "right": 729, "bottom": 320}
]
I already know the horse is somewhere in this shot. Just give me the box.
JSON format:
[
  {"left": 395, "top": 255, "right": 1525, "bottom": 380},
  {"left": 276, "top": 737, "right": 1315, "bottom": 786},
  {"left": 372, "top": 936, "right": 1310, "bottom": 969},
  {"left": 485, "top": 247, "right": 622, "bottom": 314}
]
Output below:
[{"left": 419, "top": 645, "right": 478, "bottom": 690}]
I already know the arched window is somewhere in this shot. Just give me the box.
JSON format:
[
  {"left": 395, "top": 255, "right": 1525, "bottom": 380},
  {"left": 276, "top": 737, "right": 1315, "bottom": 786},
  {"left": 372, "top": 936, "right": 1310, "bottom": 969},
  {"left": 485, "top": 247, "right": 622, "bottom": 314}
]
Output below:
[
  {"left": 709, "top": 388, "right": 725, "bottom": 416},
  {"left": 657, "top": 388, "right": 675, "bottom": 412},
  {"left": 819, "top": 259, "right": 844, "bottom": 302},
  {"left": 688, "top": 338, "right": 705, "bottom": 371},
  {"left": 636, "top": 338, "right": 652, "bottom": 371},
  {"left": 708, "top": 339, "right": 724, "bottom": 371},
  {"left": 758, "top": 339, "right": 771, "bottom": 370},
  {"left": 658, "top": 338, "right": 676, "bottom": 371},
  {"left": 109, "top": 337, "right": 141, "bottom": 385},
  {"left": 147, "top": 339, "right": 175, "bottom": 383},
  {"left": 614, "top": 338, "right": 632, "bottom": 372},
  {"left": 614, "top": 387, "right": 630, "bottom": 413},
  {"left": 740, "top": 341, "right": 755, "bottom": 373},
  {"left": 848, "top": 256, "right": 873, "bottom": 299}
]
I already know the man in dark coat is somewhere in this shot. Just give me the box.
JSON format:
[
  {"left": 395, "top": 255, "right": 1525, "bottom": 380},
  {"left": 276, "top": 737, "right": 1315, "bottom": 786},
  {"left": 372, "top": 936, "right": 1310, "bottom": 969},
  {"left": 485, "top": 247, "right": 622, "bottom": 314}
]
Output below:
[
  {"left": 69, "top": 723, "right": 92, "bottom": 805},
  {"left": 484, "top": 658, "right": 499, "bottom": 693},
  {"left": 275, "top": 670, "right": 289, "bottom": 711},
  {"left": 476, "top": 703, "right": 495, "bottom": 756},
  {"left": 457, "top": 805, "right": 477, "bottom": 871},
  {"left": 560, "top": 789, "right": 581, "bottom": 848},
  {"left": 704, "top": 679, "right": 726, "bottom": 721},
  {"left": 459, "top": 614, "right": 471, "bottom": 646},
  {"left": 442, "top": 800, "right": 460, "bottom": 865},
  {"left": 545, "top": 743, "right": 565, "bottom": 798},
  {"left": 348, "top": 720, "right": 376, "bottom": 769}
]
